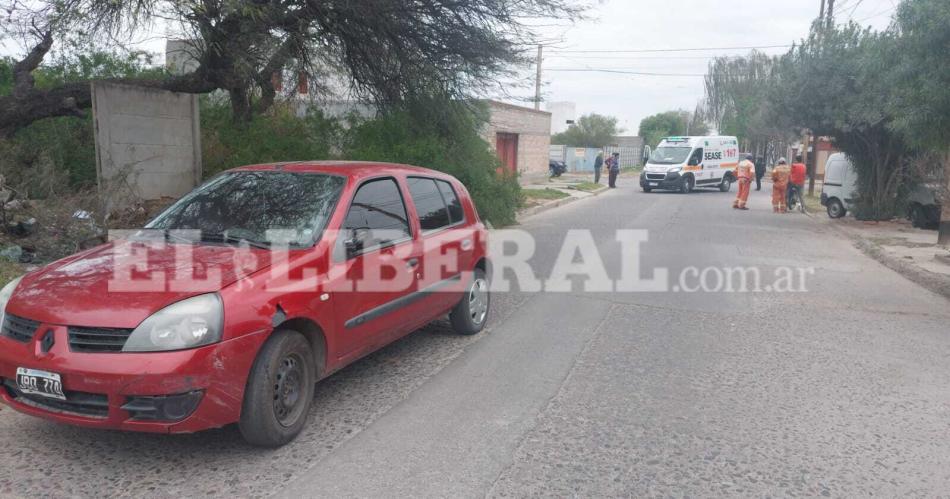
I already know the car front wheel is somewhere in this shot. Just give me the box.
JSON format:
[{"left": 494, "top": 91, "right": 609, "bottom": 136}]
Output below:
[
  {"left": 450, "top": 268, "right": 490, "bottom": 335},
  {"left": 827, "top": 198, "right": 846, "bottom": 219},
  {"left": 679, "top": 175, "right": 694, "bottom": 194},
  {"left": 239, "top": 329, "right": 316, "bottom": 447}
]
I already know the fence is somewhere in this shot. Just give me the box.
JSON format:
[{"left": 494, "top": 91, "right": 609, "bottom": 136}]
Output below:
[{"left": 550, "top": 145, "right": 645, "bottom": 173}]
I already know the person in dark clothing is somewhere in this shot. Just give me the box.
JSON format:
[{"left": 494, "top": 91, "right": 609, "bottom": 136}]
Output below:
[
  {"left": 608, "top": 152, "right": 621, "bottom": 188},
  {"left": 754, "top": 156, "right": 766, "bottom": 191},
  {"left": 593, "top": 152, "right": 604, "bottom": 184}
]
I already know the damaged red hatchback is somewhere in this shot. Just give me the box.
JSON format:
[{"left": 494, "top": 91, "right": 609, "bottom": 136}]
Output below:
[{"left": 0, "top": 162, "right": 490, "bottom": 446}]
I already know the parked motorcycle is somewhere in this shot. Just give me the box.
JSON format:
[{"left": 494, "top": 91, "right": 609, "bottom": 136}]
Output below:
[{"left": 549, "top": 160, "right": 567, "bottom": 177}]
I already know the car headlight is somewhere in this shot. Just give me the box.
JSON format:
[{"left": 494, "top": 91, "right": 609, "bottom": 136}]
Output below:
[
  {"left": 123, "top": 293, "right": 223, "bottom": 352},
  {"left": 669, "top": 167, "right": 682, "bottom": 173},
  {"left": 0, "top": 276, "right": 23, "bottom": 326}
]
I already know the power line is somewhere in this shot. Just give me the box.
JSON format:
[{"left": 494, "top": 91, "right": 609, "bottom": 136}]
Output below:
[
  {"left": 855, "top": 5, "right": 896, "bottom": 22},
  {"left": 546, "top": 44, "right": 793, "bottom": 54},
  {"left": 545, "top": 52, "right": 787, "bottom": 61},
  {"left": 545, "top": 68, "right": 706, "bottom": 77}
]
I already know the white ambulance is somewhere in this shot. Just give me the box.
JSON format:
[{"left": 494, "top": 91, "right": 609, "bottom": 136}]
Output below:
[{"left": 639, "top": 136, "right": 740, "bottom": 193}]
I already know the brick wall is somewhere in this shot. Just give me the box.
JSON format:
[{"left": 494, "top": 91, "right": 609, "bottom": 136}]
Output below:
[{"left": 481, "top": 101, "right": 552, "bottom": 183}]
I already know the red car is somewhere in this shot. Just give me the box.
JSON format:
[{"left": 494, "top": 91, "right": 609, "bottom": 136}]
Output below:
[{"left": 0, "top": 162, "right": 490, "bottom": 446}]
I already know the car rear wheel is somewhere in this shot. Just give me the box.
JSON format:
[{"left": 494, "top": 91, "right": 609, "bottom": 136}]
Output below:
[
  {"left": 719, "top": 177, "right": 732, "bottom": 192},
  {"left": 827, "top": 198, "right": 846, "bottom": 219},
  {"left": 450, "top": 268, "right": 490, "bottom": 335},
  {"left": 239, "top": 329, "right": 315, "bottom": 447}
]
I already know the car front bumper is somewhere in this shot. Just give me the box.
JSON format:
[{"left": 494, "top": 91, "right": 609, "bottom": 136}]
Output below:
[
  {"left": 640, "top": 171, "right": 682, "bottom": 190},
  {"left": 0, "top": 326, "right": 268, "bottom": 433}
]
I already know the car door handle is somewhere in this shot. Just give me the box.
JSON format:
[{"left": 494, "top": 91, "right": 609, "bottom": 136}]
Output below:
[{"left": 407, "top": 258, "right": 419, "bottom": 268}]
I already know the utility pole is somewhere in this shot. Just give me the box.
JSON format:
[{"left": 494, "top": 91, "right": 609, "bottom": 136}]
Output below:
[
  {"left": 534, "top": 44, "right": 543, "bottom": 110},
  {"left": 805, "top": 0, "right": 829, "bottom": 197},
  {"left": 939, "top": 148, "right": 950, "bottom": 246}
]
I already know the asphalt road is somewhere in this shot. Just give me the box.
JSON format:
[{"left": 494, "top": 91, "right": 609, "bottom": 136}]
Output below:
[{"left": 2, "top": 176, "right": 950, "bottom": 498}]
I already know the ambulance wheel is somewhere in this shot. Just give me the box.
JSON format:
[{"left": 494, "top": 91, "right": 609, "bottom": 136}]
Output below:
[
  {"left": 719, "top": 177, "right": 732, "bottom": 192},
  {"left": 679, "top": 175, "right": 694, "bottom": 194}
]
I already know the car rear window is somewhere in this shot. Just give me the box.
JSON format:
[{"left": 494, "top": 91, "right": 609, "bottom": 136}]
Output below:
[
  {"left": 408, "top": 177, "right": 452, "bottom": 231},
  {"left": 436, "top": 180, "right": 464, "bottom": 224}
]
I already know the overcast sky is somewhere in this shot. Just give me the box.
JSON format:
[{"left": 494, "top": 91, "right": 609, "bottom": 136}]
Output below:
[
  {"left": 521, "top": 0, "right": 897, "bottom": 133},
  {"left": 2, "top": 0, "right": 897, "bottom": 133}
]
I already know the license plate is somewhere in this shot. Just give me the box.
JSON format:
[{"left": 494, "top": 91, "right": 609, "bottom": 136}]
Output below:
[
  {"left": 16, "top": 367, "right": 66, "bottom": 400},
  {"left": 649, "top": 182, "right": 658, "bottom": 186}
]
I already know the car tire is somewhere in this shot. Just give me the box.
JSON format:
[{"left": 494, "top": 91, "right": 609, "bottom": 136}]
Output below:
[
  {"left": 642, "top": 186, "right": 652, "bottom": 193},
  {"left": 827, "top": 198, "right": 846, "bottom": 219},
  {"left": 239, "top": 329, "right": 316, "bottom": 447},
  {"left": 449, "top": 268, "right": 490, "bottom": 335},
  {"left": 679, "top": 175, "right": 694, "bottom": 194}
]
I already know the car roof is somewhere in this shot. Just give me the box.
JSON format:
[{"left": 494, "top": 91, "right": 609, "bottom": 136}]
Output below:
[{"left": 230, "top": 161, "right": 451, "bottom": 182}]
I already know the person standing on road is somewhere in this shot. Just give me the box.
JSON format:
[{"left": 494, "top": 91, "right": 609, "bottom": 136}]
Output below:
[
  {"left": 771, "top": 158, "right": 791, "bottom": 213},
  {"left": 754, "top": 156, "right": 766, "bottom": 191},
  {"left": 607, "top": 152, "right": 621, "bottom": 188},
  {"left": 732, "top": 153, "right": 755, "bottom": 210},
  {"left": 788, "top": 155, "right": 807, "bottom": 209},
  {"left": 593, "top": 152, "right": 604, "bottom": 184}
]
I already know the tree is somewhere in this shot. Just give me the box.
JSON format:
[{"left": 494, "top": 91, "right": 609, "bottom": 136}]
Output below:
[
  {"left": 551, "top": 113, "right": 622, "bottom": 147},
  {"left": 888, "top": 0, "right": 950, "bottom": 244},
  {"left": 703, "top": 51, "right": 791, "bottom": 154},
  {"left": 0, "top": 0, "right": 580, "bottom": 134},
  {"left": 637, "top": 110, "right": 706, "bottom": 148}
]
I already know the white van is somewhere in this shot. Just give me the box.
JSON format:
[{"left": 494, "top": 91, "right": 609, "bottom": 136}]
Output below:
[
  {"left": 639, "top": 136, "right": 740, "bottom": 193},
  {"left": 820, "top": 152, "right": 858, "bottom": 218}
]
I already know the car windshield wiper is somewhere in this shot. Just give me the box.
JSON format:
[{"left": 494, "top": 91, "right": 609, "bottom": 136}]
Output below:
[{"left": 199, "top": 232, "right": 272, "bottom": 250}]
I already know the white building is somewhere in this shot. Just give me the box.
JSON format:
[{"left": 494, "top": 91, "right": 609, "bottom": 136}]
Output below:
[{"left": 546, "top": 101, "right": 576, "bottom": 135}]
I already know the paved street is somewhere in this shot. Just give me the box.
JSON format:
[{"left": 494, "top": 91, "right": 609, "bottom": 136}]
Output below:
[{"left": 3, "top": 176, "right": 950, "bottom": 497}]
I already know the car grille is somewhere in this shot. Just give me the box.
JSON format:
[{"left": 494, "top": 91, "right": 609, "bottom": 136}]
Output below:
[
  {"left": 1, "top": 314, "right": 40, "bottom": 342},
  {"left": 68, "top": 326, "right": 134, "bottom": 353},
  {"left": 646, "top": 173, "right": 667, "bottom": 180},
  {"left": 2, "top": 378, "right": 109, "bottom": 418}
]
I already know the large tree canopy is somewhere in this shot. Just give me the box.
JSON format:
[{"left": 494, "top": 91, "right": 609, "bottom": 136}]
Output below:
[
  {"left": 637, "top": 110, "right": 708, "bottom": 148},
  {"left": 551, "top": 113, "right": 622, "bottom": 148},
  {"left": 0, "top": 0, "right": 579, "bottom": 134}
]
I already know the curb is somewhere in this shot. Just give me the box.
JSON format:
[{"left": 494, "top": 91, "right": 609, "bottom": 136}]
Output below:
[
  {"left": 516, "top": 185, "right": 610, "bottom": 221},
  {"left": 814, "top": 216, "right": 950, "bottom": 302}
]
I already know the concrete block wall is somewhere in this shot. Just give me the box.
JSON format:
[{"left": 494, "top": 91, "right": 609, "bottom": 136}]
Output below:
[
  {"left": 92, "top": 82, "right": 202, "bottom": 204},
  {"left": 481, "top": 101, "right": 552, "bottom": 183}
]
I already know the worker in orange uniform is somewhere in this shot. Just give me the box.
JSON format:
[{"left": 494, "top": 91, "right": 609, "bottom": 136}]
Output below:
[
  {"left": 732, "top": 153, "right": 755, "bottom": 210},
  {"left": 771, "top": 158, "right": 791, "bottom": 213},
  {"left": 788, "top": 155, "right": 807, "bottom": 209}
]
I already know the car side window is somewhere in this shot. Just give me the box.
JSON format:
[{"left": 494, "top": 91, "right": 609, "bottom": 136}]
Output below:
[
  {"left": 689, "top": 148, "right": 703, "bottom": 166},
  {"left": 343, "top": 178, "right": 411, "bottom": 254},
  {"left": 407, "top": 177, "right": 451, "bottom": 231},
  {"left": 436, "top": 180, "right": 465, "bottom": 224}
]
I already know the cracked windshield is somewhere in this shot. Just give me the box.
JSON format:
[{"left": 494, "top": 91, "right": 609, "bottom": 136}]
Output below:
[{"left": 0, "top": 0, "right": 948, "bottom": 497}]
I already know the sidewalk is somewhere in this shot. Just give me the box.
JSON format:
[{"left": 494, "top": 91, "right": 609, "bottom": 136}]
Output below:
[
  {"left": 813, "top": 214, "right": 950, "bottom": 300},
  {"left": 517, "top": 173, "right": 610, "bottom": 220}
]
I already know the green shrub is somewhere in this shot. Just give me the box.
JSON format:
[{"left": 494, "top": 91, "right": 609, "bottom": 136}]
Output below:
[
  {"left": 201, "top": 101, "right": 341, "bottom": 177},
  {"left": 344, "top": 100, "right": 521, "bottom": 226}
]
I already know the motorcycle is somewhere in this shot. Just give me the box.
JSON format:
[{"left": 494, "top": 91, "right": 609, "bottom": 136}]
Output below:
[{"left": 549, "top": 160, "right": 567, "bottom": 177}]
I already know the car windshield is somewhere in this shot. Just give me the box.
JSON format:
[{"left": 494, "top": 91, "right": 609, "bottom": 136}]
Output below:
[
  {"left": 145, "top": 171, "right": 345, "bottom": 248},
  {"left": 648, "top": 147, "right": 692, "bottom": 165}
]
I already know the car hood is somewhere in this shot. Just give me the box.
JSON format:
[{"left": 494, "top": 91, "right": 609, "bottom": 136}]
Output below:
[{"left": 7, "top": 241, "right": 273, "bottom": 328}]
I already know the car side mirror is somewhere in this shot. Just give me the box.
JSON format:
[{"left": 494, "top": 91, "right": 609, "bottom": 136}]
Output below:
[
  {"left": 688, "top": 158, "right": 699, "bottom": 166},
  {"left": 344, "top": 228, "right": 370, "bottom": 257}
]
